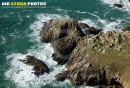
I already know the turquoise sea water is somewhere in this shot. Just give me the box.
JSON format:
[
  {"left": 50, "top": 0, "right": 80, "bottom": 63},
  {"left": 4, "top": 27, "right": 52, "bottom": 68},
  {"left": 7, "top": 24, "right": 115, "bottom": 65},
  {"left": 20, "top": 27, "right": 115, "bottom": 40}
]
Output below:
[{"left": 0, "top": 0, "right": 130, "bottom": 88}]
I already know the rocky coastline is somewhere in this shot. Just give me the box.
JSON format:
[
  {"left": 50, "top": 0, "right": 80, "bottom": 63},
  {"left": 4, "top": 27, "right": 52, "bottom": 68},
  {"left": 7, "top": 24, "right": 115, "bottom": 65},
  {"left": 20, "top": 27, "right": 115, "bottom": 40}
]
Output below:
[{"left": 22, "top": 19, "right": 130, "bottom": 88}]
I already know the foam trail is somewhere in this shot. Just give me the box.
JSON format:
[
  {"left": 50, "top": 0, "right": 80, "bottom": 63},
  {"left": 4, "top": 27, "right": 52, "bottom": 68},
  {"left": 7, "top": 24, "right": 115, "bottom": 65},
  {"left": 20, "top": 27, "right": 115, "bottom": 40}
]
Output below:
[{"left": 76, "top": 10, "right": 86, "bottom": 14}]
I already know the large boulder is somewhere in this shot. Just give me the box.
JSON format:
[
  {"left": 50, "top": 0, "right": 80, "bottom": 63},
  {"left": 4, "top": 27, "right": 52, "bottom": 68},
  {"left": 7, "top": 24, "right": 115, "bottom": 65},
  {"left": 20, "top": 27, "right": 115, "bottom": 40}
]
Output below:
[{"left": 19, "top": 55, "right": 50, "bottom": 76}]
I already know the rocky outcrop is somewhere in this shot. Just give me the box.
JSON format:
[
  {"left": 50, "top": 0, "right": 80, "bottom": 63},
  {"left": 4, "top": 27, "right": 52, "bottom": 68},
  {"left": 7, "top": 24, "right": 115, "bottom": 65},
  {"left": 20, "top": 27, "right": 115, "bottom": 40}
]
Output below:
[
  {"left": 19, "top": 55, "right": 49, "bottom": 77},
  {"left": 39, "top": 19, "right": 101, "bottom": 43},
  {"left": 39, "top": 19, "right": 85, "bottom": 43},
  {"left": 39, "top": 19, "right": 130, "bottom": 88},
  {"left": 66, "top": 31, "right": 130, "bottom": 88}
]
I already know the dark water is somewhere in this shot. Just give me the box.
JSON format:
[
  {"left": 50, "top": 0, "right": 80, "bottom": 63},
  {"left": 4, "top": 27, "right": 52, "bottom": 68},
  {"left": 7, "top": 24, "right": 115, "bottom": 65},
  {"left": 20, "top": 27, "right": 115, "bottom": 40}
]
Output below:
[{"left": 0, "top": 0, "right": 130, "bottom": 88}]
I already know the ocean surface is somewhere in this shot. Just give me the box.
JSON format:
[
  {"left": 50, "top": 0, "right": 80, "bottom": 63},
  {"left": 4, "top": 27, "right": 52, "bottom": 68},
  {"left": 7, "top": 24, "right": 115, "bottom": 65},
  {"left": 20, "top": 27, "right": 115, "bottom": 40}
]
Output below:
[{"left": 0, "top": 0, "right": 130, "bottom": 88}]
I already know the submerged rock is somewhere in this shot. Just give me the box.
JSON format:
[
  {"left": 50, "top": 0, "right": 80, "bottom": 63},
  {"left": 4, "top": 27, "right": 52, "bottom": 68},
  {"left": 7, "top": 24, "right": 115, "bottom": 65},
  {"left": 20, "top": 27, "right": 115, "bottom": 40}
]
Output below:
[{"left": 19, "top": 55, "right": 49, "bottom": 77}]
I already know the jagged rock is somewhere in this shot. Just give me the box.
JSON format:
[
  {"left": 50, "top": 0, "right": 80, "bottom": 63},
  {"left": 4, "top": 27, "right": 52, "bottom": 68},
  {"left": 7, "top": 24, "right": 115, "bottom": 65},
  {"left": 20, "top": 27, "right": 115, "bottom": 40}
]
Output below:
[
  {"left": 55, "top": 73, "right": 67, "bottom": 81},
  {"left": 67, "top": 65, "right": 109, "bottom": 86},
  {"left": 19, "top": 55, "right": 49, "bottom": 76},
  {"left": 52, "top": 53, "right": 69, "bottom": 65},
  {"left": 88, "top": 27, "right": 101, "bottom": 35},
  {"left": 114, "top": 4, "right": 123, "bottom": 8},
  {"left": 51, "top": 36, "right": 78, "bottom": 55},
  {"left": 39, "top": 19, "right": 85, "bottom": 43}
]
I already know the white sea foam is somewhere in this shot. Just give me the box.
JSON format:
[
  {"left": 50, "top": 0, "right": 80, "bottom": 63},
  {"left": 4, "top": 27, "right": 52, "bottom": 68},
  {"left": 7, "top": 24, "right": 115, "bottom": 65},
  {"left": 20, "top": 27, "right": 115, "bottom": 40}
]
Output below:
[
  {"left": 81, "top": 18, "right": 123, "bottom": 33},
  {"left": 76, "top": 10, "right": 86, "bottom": 14},
  {"left": 102, "top": 20, "right": 123, "bottom": 33},
  {"left": 80, "top": 12, "right": 123, "bottom": 33},
  {"left": 100, "top": 0, "right": 130, "bottom": 13},
  {"left": 55, "top": 8, "right": 68, "bottom": 14},
  {"left": 5, "top": 46, "right": 68, "bottom": 88},
  {"left": 0, "top": 35, "right": 6, "bottom": 44},
  {"left": 5, "top": 14, "right": 70, "bottom": 88}
]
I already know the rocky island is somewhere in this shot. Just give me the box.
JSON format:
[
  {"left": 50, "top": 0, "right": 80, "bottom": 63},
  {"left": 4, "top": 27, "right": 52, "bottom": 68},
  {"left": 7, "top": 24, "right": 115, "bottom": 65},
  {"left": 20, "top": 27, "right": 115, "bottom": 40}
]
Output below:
[{"left": 22, "top": 19, "right": 130, "bottom": 88}]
